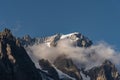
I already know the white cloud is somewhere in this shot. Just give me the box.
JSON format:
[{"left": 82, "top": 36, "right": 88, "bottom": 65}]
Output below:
[{"left": 26, "top": 39, "right": 120, "bottom": 71}]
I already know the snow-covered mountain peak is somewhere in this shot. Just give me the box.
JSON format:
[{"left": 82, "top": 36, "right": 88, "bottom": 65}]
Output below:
[
  {"left": 19, "top": 32, "right": 92, "bottom": 47},
  {"left": 60, "top": 32, "right": 82, "bottom": 40},
  {"left": 43, "top": 32, "right": 92, "bottom": 47},
  {"left": 44, "top": 32, "right": 81, "bottom": 43}
]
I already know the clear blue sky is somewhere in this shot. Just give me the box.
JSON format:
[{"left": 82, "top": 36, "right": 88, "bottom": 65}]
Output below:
[{"left": 0, "top": 0, "right": 120, "bottom": 50}]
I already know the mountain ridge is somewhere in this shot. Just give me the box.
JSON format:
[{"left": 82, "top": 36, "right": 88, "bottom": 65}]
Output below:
[
  {"left": 19, "top": 32, "right": 92, "bottom": 47},
  {"left": 0, "top": 28, "right": 120, "bottom": 80}
]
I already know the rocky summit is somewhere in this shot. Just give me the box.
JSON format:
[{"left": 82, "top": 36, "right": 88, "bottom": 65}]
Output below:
[{"left": 0, "top": 28, "right": 120, "bottom": 80}]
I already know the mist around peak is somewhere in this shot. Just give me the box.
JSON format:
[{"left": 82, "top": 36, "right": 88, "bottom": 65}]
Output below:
[{"left": 26, "top": 38, "right": 120, "bottom": 71}]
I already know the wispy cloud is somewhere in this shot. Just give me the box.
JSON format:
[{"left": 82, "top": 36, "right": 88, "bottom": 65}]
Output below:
[
  {"left": 11, "top": 21, "right": 22, "bottom": 33},
  {"left": 26, "top": 39, "right": 120, "bottom": 71},
  {"left": 0, "top": 20, "right": 22, "bottom": 34},
  {"left": 0, "top": 21, "right": 7, "bottom": 29}
]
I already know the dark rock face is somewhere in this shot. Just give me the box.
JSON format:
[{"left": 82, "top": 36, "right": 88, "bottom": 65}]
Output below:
[
  {"left": 83, "top": 60, "right": 120, "bottom": 80},
  {"left": 0, "top": 28, "right": 42, "bottom": 80},
  {"left": 39, "top": 59, "right": 59, "bottom": 80},
  {"left": 18, "top": 35, "right": 36, "bottom": 47},
  {"left": 76, "top": 38, "right": 92, "bottom": 47},
  {"left": 54, "top": 55, "right": 82, "bottom": 80},
  {"left": 72, "top": 33, "right": 92, "bottom": 47}
]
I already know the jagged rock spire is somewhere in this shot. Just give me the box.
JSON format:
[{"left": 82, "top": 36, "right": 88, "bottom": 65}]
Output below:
[{"left": 0, "top": 28, "right": 42, "bottom": 80}]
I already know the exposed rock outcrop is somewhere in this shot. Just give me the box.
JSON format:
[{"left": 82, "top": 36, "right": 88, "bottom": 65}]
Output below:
[
  {"left": 54, "top": 55, "right": 82, "bottom": 80},
  {"left": 39, "top": 59, "right": 59, "bottom": 80},
  {"left": 0, "top": 28, "right": 42, "bottom": 80},
  {"left": 83, "top": 60, "right": 120, "bottom": 80}
]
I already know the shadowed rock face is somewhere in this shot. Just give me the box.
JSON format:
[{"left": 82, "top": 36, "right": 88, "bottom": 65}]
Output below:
[
  {"left": 39, "top": 59, "right": 60, "bottom": 80},
  {"left": 82, "top": 60, "right": 120, "bottom": 80},
  {"left": 54, "top": 55, "right": 83, "bottom": 80},
  {"left": 0, "top": 28, "right": 42, "bottom": 80}
]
